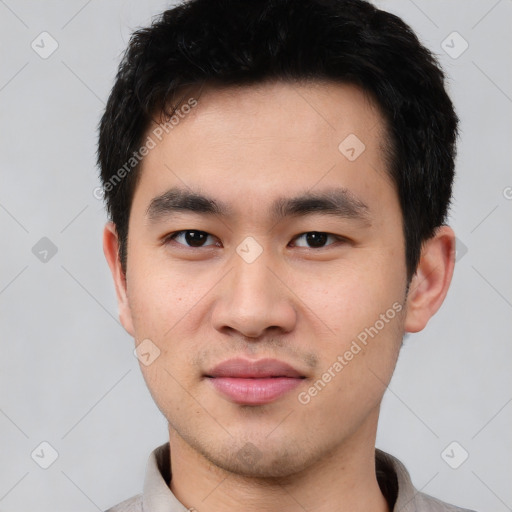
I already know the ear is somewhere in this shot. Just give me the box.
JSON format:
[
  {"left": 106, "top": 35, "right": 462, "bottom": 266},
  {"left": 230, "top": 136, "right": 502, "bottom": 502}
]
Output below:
[
  {"left": 404, "top": 225, "right": 456, "bottom": 333},
  {"left": 103, "top": 221, "right": 135, "bottom": 336}
]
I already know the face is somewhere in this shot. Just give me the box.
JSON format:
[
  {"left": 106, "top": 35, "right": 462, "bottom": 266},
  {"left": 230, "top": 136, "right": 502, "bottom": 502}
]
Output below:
[{"left": 109, "top": 81, "right": 412, "bottom": 477}]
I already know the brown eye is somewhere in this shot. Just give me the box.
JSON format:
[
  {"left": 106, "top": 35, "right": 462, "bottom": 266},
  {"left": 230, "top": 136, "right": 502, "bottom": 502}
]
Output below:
[
  {"left": 166, "top": 230, "right": 217, "bottom": 248},
  {"left": 292, "top": 232, "right": 340, "bottom": 248}
]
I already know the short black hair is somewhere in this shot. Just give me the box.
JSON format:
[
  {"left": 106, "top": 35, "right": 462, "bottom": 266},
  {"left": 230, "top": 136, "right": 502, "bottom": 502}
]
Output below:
[{"left": 97, "top": 0, "right": 458, "bottom": 281}]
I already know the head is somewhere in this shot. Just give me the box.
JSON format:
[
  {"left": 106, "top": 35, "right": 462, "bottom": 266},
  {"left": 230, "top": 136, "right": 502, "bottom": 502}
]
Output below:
[{"left": 99, "top": 0, "right": 458, "bottom": 478}]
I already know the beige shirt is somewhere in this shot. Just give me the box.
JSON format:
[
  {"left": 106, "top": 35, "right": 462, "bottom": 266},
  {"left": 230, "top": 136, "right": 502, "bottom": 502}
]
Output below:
[{"left": 105, "top": 443, "right": 476, "bottom": 512}]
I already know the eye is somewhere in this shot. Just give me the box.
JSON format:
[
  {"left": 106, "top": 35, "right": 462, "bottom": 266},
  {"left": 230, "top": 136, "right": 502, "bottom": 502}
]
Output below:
[
  {"left": 164, "top": 230, "right": 219, "bottom": 248},
  {"left": 291, "top": 231, "right": 343, "bottom": 249},
  {"left": 163, "top": 230, "right": 346, "bottom": 250}
]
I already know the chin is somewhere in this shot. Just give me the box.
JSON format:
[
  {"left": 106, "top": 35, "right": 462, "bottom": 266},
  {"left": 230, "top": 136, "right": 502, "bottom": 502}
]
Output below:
[{"left": 202, "top": 441, "right": 314, "bottom": 479}]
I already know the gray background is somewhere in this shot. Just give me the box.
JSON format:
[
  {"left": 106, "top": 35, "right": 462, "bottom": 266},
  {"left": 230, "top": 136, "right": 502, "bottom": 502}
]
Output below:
[{"left": 1, "top": 1, "right": 511, "bottom": 511}]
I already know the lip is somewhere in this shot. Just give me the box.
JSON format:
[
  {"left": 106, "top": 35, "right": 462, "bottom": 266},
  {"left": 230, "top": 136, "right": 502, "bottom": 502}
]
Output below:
[{"left": 205, "top": 358, "right": 305, "bottom": 405}]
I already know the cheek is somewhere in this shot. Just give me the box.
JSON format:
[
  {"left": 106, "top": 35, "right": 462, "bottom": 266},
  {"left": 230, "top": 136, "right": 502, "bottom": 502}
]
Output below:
[
  {"left": 298, "top": 257, "right": 404, "bottom": 335},
  {"left": 125, "top": 256, "right": 219, "bottom": 388},
  {"left": 126, "top": 256, "right": 206, "bottom": 335},
  {"left": 305, "top": 273, "right": 404, "bottom": 420},
  {"left": 297, "top": 257, "right": 405, "bottom": 388},
  {"left": 125, "top": 261, "right": 207, "bottom": 413}
]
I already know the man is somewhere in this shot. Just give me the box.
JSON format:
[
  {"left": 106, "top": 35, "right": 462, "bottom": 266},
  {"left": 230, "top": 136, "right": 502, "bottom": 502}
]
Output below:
[{"left": 98, "top": 0, "right": 475, "bottom": 510}]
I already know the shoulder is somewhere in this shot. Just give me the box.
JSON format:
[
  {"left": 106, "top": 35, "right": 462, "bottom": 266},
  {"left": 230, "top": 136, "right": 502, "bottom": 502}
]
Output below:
[
  {"left": 104, "top": 493, "right": 143, "bottom": 512},
  {"left": 375, "top": 449, "right": 478, "bottom": 512},
  {"left": 415, "top": 490, "right": 478, "bottom": 512}
]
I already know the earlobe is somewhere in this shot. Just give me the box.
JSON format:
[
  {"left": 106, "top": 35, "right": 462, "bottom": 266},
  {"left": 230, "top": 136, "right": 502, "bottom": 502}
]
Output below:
[
  {"left": 103, "top": 222, "right": 135, "bottom": 336},
  {"left": 404, "top": 225, "right": 456, "bottom": 333}
]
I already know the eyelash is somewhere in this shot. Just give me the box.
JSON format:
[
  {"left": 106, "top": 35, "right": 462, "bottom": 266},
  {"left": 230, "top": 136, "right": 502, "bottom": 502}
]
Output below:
[{"left": 162, "top": 230, "right": 348, "bottom": 250}]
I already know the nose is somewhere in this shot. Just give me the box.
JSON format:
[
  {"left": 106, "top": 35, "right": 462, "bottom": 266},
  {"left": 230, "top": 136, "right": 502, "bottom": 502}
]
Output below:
[{"left": 211, "top": 246, "right": 297, "bottom": 339}]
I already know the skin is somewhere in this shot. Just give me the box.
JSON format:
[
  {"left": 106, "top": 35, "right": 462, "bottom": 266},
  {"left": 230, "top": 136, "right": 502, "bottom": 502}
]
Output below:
[{"left": 104, "top": 80, "right": 455, "bottom": 512}]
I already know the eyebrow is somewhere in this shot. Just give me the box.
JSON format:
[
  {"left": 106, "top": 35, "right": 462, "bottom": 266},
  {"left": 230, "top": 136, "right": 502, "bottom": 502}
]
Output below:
[{"left": 146, "top": 186, "right": 371, "bottom": 225}]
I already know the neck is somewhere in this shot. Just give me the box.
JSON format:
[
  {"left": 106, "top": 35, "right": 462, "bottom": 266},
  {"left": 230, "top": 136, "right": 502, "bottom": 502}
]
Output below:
[{"left": 168, "top": 408, "right": 390, "bottom": 512}]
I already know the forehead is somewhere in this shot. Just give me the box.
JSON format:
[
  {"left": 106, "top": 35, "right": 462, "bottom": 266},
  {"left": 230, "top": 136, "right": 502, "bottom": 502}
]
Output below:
[
  {"left": 161, "top": 79, "right": 386, "bottom": 151},
  {"left": 133, "top": 80, "right": 395, "bottom": 224}
]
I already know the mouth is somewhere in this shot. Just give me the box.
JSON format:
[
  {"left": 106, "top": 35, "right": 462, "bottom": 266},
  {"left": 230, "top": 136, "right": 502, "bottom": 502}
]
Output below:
[{"left": 204, "top": 358, "right": 306, "bottom": 405}]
